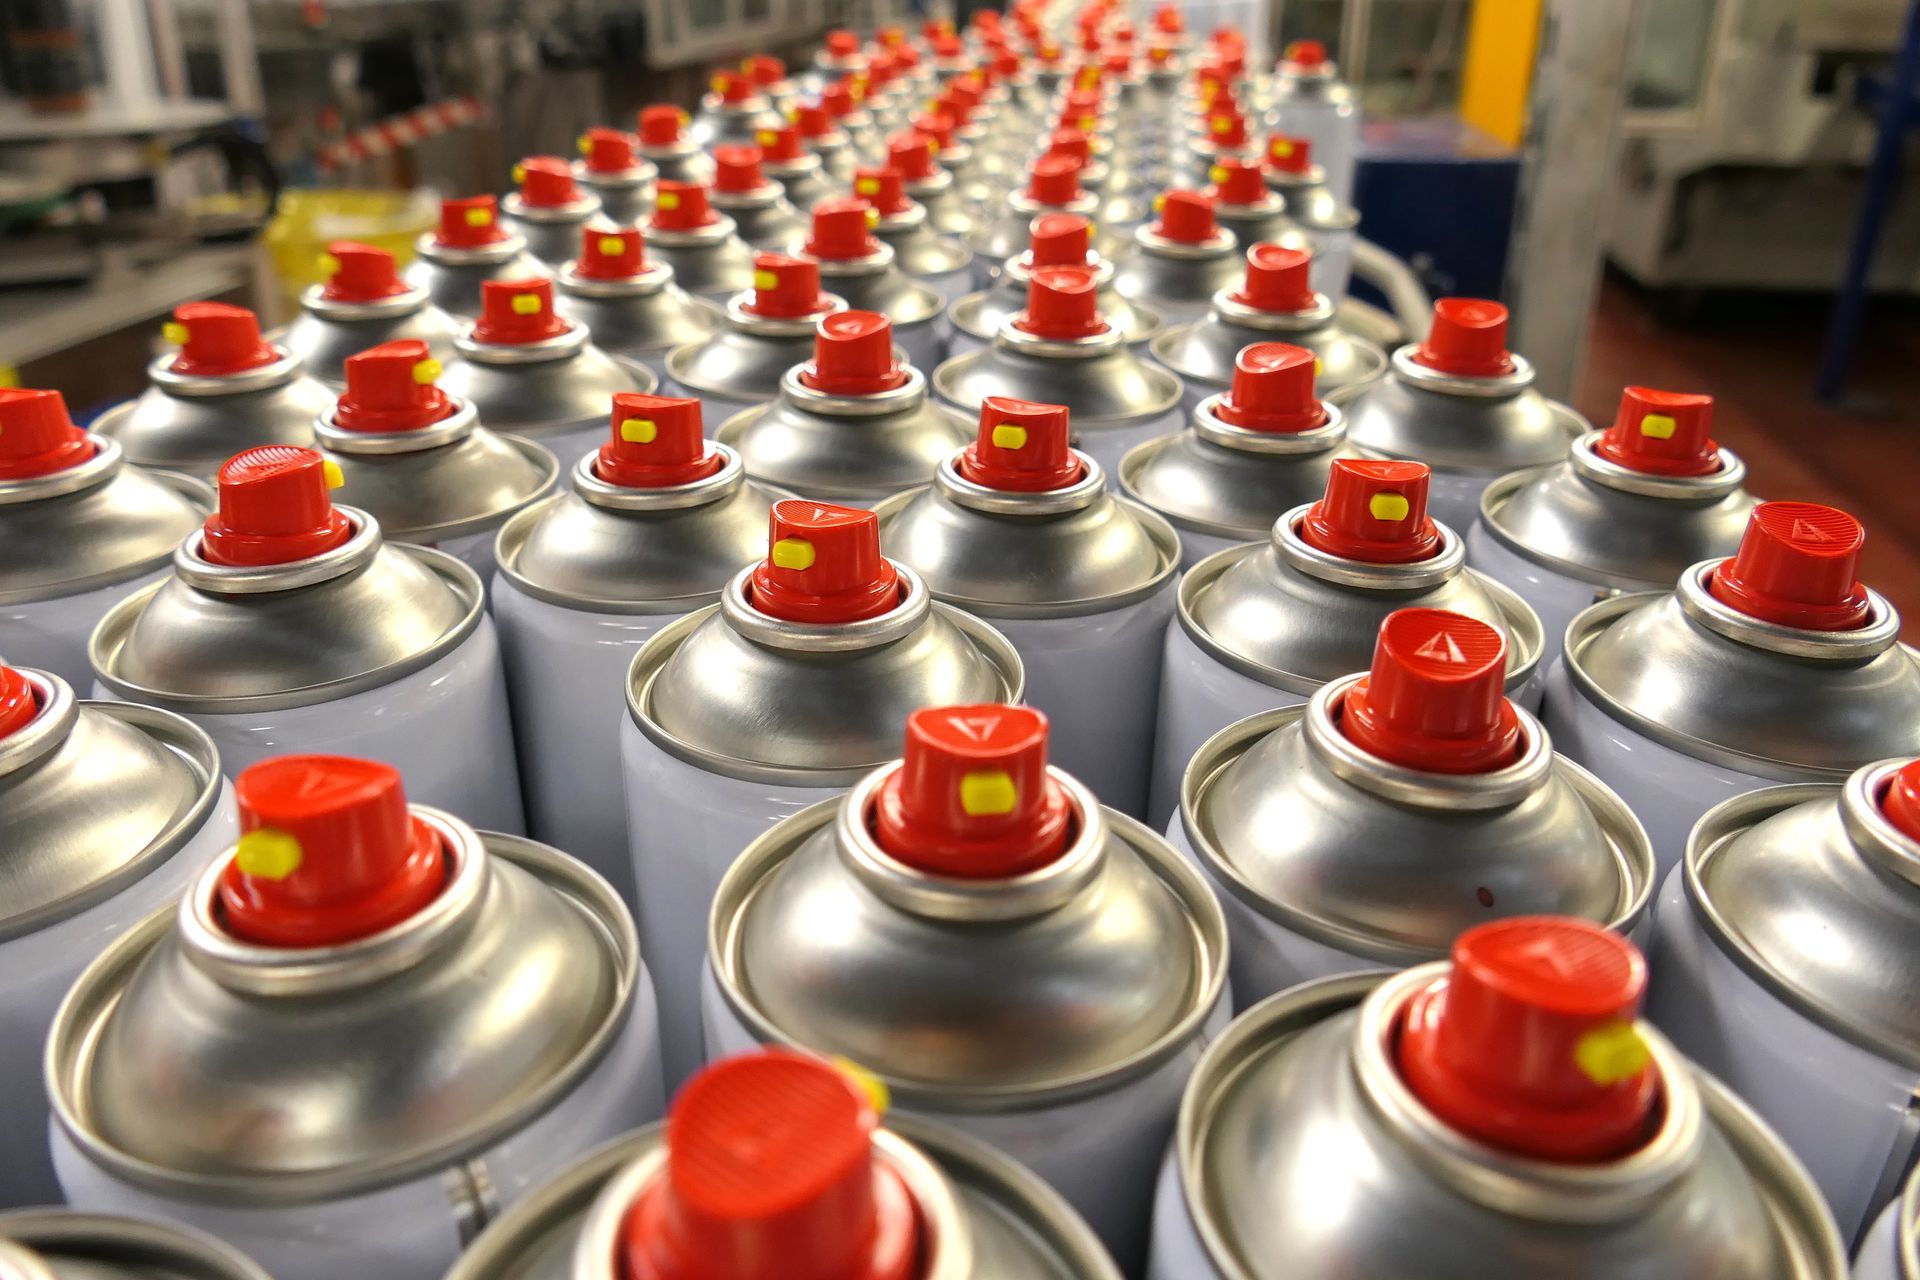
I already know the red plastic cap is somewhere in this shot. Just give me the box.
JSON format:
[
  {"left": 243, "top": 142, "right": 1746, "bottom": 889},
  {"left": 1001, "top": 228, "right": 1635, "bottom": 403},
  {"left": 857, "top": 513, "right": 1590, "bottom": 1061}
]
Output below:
[
  {"left": 472, "top": 278, "right": 572, "bottom": 345},
  {"left": 1028, "top": 213, "right": 1092, "bottom": 268},
  {"left": 713, "top": 145, "right": 770, "bottom": 194},
  {"left": 516, "top": 155, "right": 583, "bottom": 207},
  {"left": 166, "top": 302, "right": 278, "bottom": 376},
  {"left": 800, "top": 312, "right": 907, "bottom": 396},
  {"left": 1153, "top": 189, "right": 1219, "bottom": 244},
  {"left": 851, "top": 167, "right": 909, "bottom": 216},
  {"left": 871, "top": 705, "right": 1073, "bottom": 877},
  {"left": 320, "top": 241, "right": 409, "bottom": 303},
  {"left": 1045, "top": 127, "right": 1092, "bottom": 165},
  {"left": 750, "top": 501, "right": 901, "bottom": 624},
  {"left": 1413, "top": 298, "right": 1517, "bottom": 378},
  {"left": 202, "top": 446, "right": 354, "bottom": 566},
  {"left": 436, "top": 195, "right": 508, "bottom": 248},
  {"left": 1214, "top": 343, "right": 1326, "bottom": 433},
  {"left": 957, "top": 396, "right": 1082, "bottom": 492},
  {"left": 1882, "top": 759, "right": 1920, "bottom": 844},
  {"left": 821, "top": 83, "right": 857, "bottom": 119},
  {"left": 599, "top": 393, "right": 722, "bottom": 488},
  {"left": 651, "top": 181, "right": 719, "bottom": 232},
  {"left": 1015, "top": 264, "right": 1109, "bottom": 340},
  {"left": 1233, "top": 242, "right": 1316, "bottom": 313},
  {"left": 795, "top": 104, "right": 834, "bottom": 139},
  {"left": 745, "top": 53, "right": 786, "bottom": 85},
  {"left": 1398, "top": 917, "right": 1659, "bottom": 1162},
  {"left": 1595, "top": 386, "right": 1720, "bottom": 476},
  {"left": 1026, "top": 155, "right": 1083, "bottom": 206},
  {"left": 334, "top": 340, "right": 455, "bottom": 433},
  {"left": 826, "top": 28, "right": 860, "bottom": 56},
  {"left": 1154, "top": 2, "right": 1185, "bottom": 32},
  {"left": 755, "top": 123, "right": 803, "bottom": 163},
  {"left": 0, "top": 666, "right": 39, "bottom": 738},
  {"left": 1207, "top": 155, "right": 1267, "bottom": 206},
  {"left": 1204, "top": 111, "right": 1248, "bottom": 147},
  {"left": 581, "top": 127, "right": 640, "bottom": 173},
  {"left": 745, "top": 253, "right": 831, "bottom": 319},
  {"left": 0, "top": 388, "right": 93, "bottom": 479},
  {"left": 1266, "top": 133, "right": 1313, "bottom": 175},
  {"left": 639, "top": 104, "right": 688, "bottom": 147},
  {"left": 1341, "top": 608, "right": 1521, "bottom": 772},
  {"left": 1284, "top": 38, "right": 1328, "bottom": 67},
  {"left": 1708, "top": 501, "right": 1871, "bottom": 630},
  {"left": 625, "top": 1051, "right": 917, "bottom": 1280},
  {"left": 219, "top": 755, "right": 448, "bottom": 949},
  {"left": 709, "top": 69, "right": 755, "bottom": 104},
  {"left": 805, "top": 198, "right": 882, "bottom": 261},
  {"left": 1300, "top": 459, "right": 1442, "bottom": 563},
  {"left": 577, "top": 226, "right": 648, "bottom": 280},
  {"left": 886, "top": 132, "right": 937, "bottom": 182},
  {"left": 914, "top": 112, "right": 955, "bottom": 150}
]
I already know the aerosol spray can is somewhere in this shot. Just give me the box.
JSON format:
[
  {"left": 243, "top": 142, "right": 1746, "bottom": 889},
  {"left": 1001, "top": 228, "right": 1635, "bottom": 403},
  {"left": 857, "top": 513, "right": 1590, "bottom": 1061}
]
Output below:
[
  {"left": 440, "top": 279, "right": 655, "bottom": 464},
  {"left": 1122, "top": 343, "right": 1356, "bottom": 570},
  {"left": 1047, "top": 126, "right": 1153, "bottom": 245},
  {"left": 1147, "top": 918, "right": 1846, "bottom": 1279},
  {"left": 1175, "top": 608, "right": 1652, "bottom": 1009},
  {"left": 860, "top": 165, "right": 975, "bottom": 302},
  {"left": 1545, "top": 501, "right": 1920, "bottom": 877},
  {"left": 1151, "top": 459, "right": 1545, "bottom": 825},
  {"left": 795, "top": 102, "right": 859, "bottom": 185},
  {"left": 314, "top": 341, "right": 557, "bottom": 583},
  {"left": 1647, "top": 760, "right": 1920, "bottom": 1242},
  {"left": 808, "top": 31, "right": 869, "bottom": 96},
  {"left": 709, "top": 145, "right": 808, "bottom": 249},
  {"left": 1470, "top": 385, "right": 1758, "bottom": 667},
  {"left": 934, "top": 265, "right": 1184, "bottom": 481},
  {"left": 875, "top": 400, "right": 1179, "bottom": 815},
  {"left": 572, "top": 127, "right": 657, "bottom": 226},
  {"left": 753, "top": 121, "right": 836, "bottom": 213},
  {"left": 405, "top": 195, "right": 550, "bottom": 320},
  {"left": 94, "top": 304, "right": 332, "bottom": 481},
  {"left": 890, "top": 127, "right": 979, "bottom": 239},
  {"left": 1264, "top": 135, "right": 1361, "bottom": 299},
  {"left": 743, "top": 53, "right": 798, "bottom": 116},
  {"left": 551, "top": 226, "right": 720, "bottom": 377},
  {"left": 47, "top": 753, "right": 663, "bottom": 1280},
  {"left": 792, "top": 199, "right": 945, "bottom": 367},
  {"left": 949, "top": 212, "right": 1161, "bottom": 357},
  {"left": 662, "top": 253, "right": 848, "bottom": 424},
  {"left": 636, "top": 106, "right": 716, "bottom": 187},
  {"left": 1174, "top": 107, "right": 1260, "bottom": 190},
  {"left": 0, "top": 1210, "right": 269, "bottom": 1280},
  {"left": 1858, "top": 1168, "right": 1920, "bottom": 1280},
  {"left": 820, "top": 82, "right": 886, "bottom": 164},
  {"left": 718, "top": 312, "right": 969, "bottom": 505},
  {"left": 494, "top": 394, "right": 784, "bottom": 907},
  {"left": 1345, "top": 299, "right": 1591, "bottom": 532},
  {"left": 448, "top": 1050, "right": 1122, "bottom": 1280},
  {"left": 501, "top": 156, "right": 606, "bottom": 270},
  {"left": 0, "top": 665, "right": 234, "bottom": 1206},
  {"left": 965, "top": 155, "right": 1111, "bottom": 286},
  {"left": 688, "top": 69, "right": 785, "bottom": 148},
  {"left": 0, "top": 390, "right": 208, "bottom": 687},
  {"left": 621, "top": 500, "right": 1022, "bottom": 1088},
  {"left": 1265, "top": 38, "right": 1361, "bottom": 202},
  {"left": 1201, "top": 154, "right": 1296, "bottom": 256},
  {"left": 278, "top": 241, "right": 461, "bottom": 388},
  {"left": 1151, "top": 242, "right": 1386, "bottom": 419},
  {"left": 704, "top": 704, "right": 1228, "bottom": 1273},
  {"left": 89, "top": 446, "right": 526, "bottom": 834},
  {"left": 638, "top": 180, "right": 756, "bottom": 301},
  {"left": 1111, "top": 190, "right": 1242, "bottom": 327}
]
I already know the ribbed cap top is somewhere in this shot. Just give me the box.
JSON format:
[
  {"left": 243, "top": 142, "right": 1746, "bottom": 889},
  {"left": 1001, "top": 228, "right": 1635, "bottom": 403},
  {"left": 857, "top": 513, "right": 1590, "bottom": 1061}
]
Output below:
[
  {"left": 956, "top": 395, "right": 1082, "bottom": 492},
  {"left": 580, "top": 127, "right": 641, "bottom": 173},
  {"left": 435, "top": 195, "right": 508, "bottom": 248},
  {"left": 749, "top": 501, "right": 902, "bottom": 623},
  {"left": 600, "top": 393, "right": 722, "bottom": 488},
  {"left": 472, "top": 278, "right": 572, "bottom": 345},
  {"left": 1213, "top": 342, "right": 1326, "bottom": 432},
  {"left": 1028, "top": 213, "right": 1092, "bottom": 268},
  {"left": 755, "top": 124, "right": 804, "bottom": 163},
  {"left": 1207, "top": 155, "right": 1268, "bottom": 205},
  {"left": 319, "top": 241, "right": 410, "bottom": 302},
  {"left": 333, "top": 340, "right": 454, "bottom": 433},
  {"left": 651, "top": 181, "right": 720, "bottom": 232},
  {"left": 164, "top": 302, "right": 278, "bottom": 376},
  {"left": 1013, "top": 264, "right": 1109, "bottom": 340},
  {"left": 514, "top": 155, "right": 584, "bottom": 207},
  {"left": 1025, "top": 154, "right": 1083, "bottom": 205},
  {"left": 1594, "top": 386, "right": 1721, "bottom": 477},
  {"left": 805, "top": 198, "right": 883, "bottom": 261},
  {"left": 1341, "top": 608, "right": 1522, "bottom": 773},
  {"left": 1299, "top": 459, "right": 1442, "bottom": 563},
  {"left": 799, "top": 312, "right": 908, "bottom": 396},
  {"left": 709, "top": 69, "right": 756, "bottom": 104},
  {"left": 200, "top": 446, "right": 352, "bottom": 567},
  {"left": 1412, "top": 298, "right": 1517, "bottom": 378},
  {"left": 0, "top": 387, "right": 93, "bottom": 479},
  {"left": 1204, "top": 110, "right": 1248, "bottom": 147},
  {"left": 576, "top": 226, "right": 649, "bottom": 280},
  {"left": 744, "top": 253, "right": 832, "bottom": 319},
  {"left": 886, "top": 132, "right": 938, "bottom": 182},
  {"left": 1708, "top": 501, "right": 1871, "bottom": 630}
]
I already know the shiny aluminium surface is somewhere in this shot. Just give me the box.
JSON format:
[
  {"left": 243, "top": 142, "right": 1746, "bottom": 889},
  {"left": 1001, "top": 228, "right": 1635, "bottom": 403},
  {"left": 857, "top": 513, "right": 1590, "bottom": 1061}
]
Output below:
[
  {"left": 572, "top": 160, "right": 656, "bottom": 226},
  {"left": 550, "top": 263, "right": 719, "bottom": 370},
  {"left": 91, "top": 350, "right": 334, "bottom": 481},
  {"left": 661, "top": 292, "right": 849, "bottom": 415},
  {"left": 439, "top": 325, "right": 656, "bottom": 464},
  {"left": 947, "top": 255, "right": 1162, "bottom": 353},
  {"left": 1110, "top": 227, "right": 1244, "bottom": 326},
  {"left": 1150, "top": 289, "right": 1387, "bottom": 415},
  {"left": 1853, "top": 1170, "right": 1920, "bottom": 1280},
  {"left": 710, "top": 186, "right": 807, "bottom": 250},
  {"left": 0, "top": 1209, "right": 271, "bottom": 1280},
  {"left": 405, "top": 233, "right": 550, "bottom": 319},
  {"left": 873, "top": 204, "right": 974, "bottom": 299},
  {"left": 278, "top": 284, "right": 462, "bottom": 387},
  {"left": 641, "top": 216, "right": 756, "bottom": 300},
  {"left": 801, "top": 246, "right": 947, "bottom": 367},
  {"left": 501, "top": 194, "right": 604, "bottom": 268}
]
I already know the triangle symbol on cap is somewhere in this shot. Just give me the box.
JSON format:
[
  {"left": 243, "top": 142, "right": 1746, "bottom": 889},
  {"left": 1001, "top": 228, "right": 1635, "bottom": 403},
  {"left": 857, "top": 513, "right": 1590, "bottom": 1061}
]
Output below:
[
  {"left": 1413, "top": 630, "right": 1469, "bottom": 664},
  {"left": 941, "top": 711, "right": 1003, "bottom": 742},
  {"left": 1790, "top": 518, "right": 1835, "bottom": 543}
]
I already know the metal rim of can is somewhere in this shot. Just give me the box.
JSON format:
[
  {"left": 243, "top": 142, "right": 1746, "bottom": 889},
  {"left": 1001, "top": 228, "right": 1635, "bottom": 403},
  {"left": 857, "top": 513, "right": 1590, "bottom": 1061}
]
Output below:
[
  {"left": 145, "top": 347, "right": 304, "bottom": 399},
  {"left": 500, "top": 191, "right": 604, "bottom": 225},
  {"left": 46, "top": 815, "right": 643, "bottom": 1205},
  {"left": 1564, "top": 429, "right": 1749, "bottom": 499},
  {"left": 1130, "top": 222, "right": 1237, "bottom": 260},
  {"left": 1900, "top": 1165, "right": 1920, "bottom": 1278},
  {"left": 933, "top": 333, "right": 1182, "bottom": 425},
  {"left": 1003, "top": 254, "right": 1118, "bottom": 292},
  {"left": 447, "top": 353, "right": 656, "bottom": 439},
  {"left": 710, "top": 185, "right": 788, "bottom": 215},
  {"left": 642, "top": 212, "right": 743, "bottom": 250},
  {"left": 454, "top": 320, "right": 590, "bottom": 366},
  {"left": 297, "top": 282, "right": 434, "bottom": 323},
  {"left": 1189, "top": 395, "right": 1349, "bottom": 457},
  {"left": 333, "top": 432, "right": 562, "bottom": 547},
  {"left": 775, "top": 361, "right": 930, "bottom": 418},
  {"left": 720, "top": 290, "right": 850, "bottom": 338},
  {"left": 573, "top": 155, "right": 661, "bottom": 190},
  {"left": 0, "top": 1208, "right": 273, "bottom": 1280},
  {"left": 1387, "top": 341, "right": 1537, "bottom": 399},
  {"left": 413, "top": 229, "right": 535, "bottom": 268},
  {"left": 315, "top": 393, "right": 482, "bottom": 456},
  {"left": 803, "top": 241, "right": 897, "bottom": 277},
  {"left": 555, "top": 260, "right": 675, "bottom": 299}
]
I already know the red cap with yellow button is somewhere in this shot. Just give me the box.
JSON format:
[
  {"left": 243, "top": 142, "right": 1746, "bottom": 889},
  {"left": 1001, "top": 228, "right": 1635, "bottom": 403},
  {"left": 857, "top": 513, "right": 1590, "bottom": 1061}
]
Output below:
[
  {"left": 0, "top": 388, "right": 94, "bottom": 480},
  {"left": 1045, "top": 127, "right": 1093, "bottom": 167},
  {"left": 435, "top": 195, "right": 508, "bottom": 249},
  {"left": 650, "top": 181, "right": 720, "bottom": 233},
  {"left": 333, "top": 340, "right": 454, "bottom": 433},
  {"left": 1150, "top": 189, "right": 1222, "bottom": 245},
  {"left": 219, "top": 754, "right": 449, "bottom": 948},
  {"left": 0, "top": 666, "right": 38, "bottom": 738},
  {"left": 1413, "top": 298, "right": 1518, "bottom": 379},
  {"left": 1397, "top": 916, "right": 1659, "bottom": 1162},
  {"left": 1299, "top": 458, "right": 1442, "bottom": 564},
  {"left": 805, "top": 198, "right": 883, "bottom": 261},
  {"left": 1266, "top": 133, "right": 1314, "bottom": 176},
  {"left": 1207, "top": 155, "right": 1268, "bottom": 206},
  {"left": 1025, "top": 155, "right": 1083, "bottom": 207},
  {"left": 957, "top": 396, "right": 1082, "bottom": 493},
  {"left": 851, "top": 167, "right": 910, "bottom": 217},
  {"left": 514, "top": 155, "right": 585, "bottom": 207},
  {"left": 1204, "top": 110, "right": 1248, "bottom": 148},
  {"left": 576, "top": 226, "right": 649, "bottom": 280},
  {"left": 1881, "top": 759, "right": 1920, "bottom": 843},
  {"left": 886, "top": 133, "right": 938, "bottom": 183},
  {"left": 1028, "top": 214, "right": 1092, "bottom": 268},
  {"left": 1594, "top": 386, "right": 1720, "bottom": 477},
  {"left": 1213, "top": 343, "right": 1327, "bottom": 433},
  {"left": 713, "top": 145, "right": 773, "bottom": 195},
  {"left": 912, "top": 113, "right": 954, "bottom": 152},
  {"left": 1341, "top": 608, "right": 1522, "bottom": 773},
  {"left": 200, "top": 446, "right": 353, "bottom": 567},
  {"left": 600, "top": 393, "right": 721, "bottom": 488},
  {"left": 579, "top": 127, "right": 642, "bottom": 174},
  {"left": 795, "top": 104, "right": 835, "bottom": 140},
  {"left": 709, "top": 69, "right": 756, "bottom": 104},
  {"left": 871, "top": 704, "right": 1073, "bottom": 878},
  {"left": 639, "top": 104, "right": 691, "bottom": 148},
  {"left": 744, "top": 53, "right": 786, "bottom": 87},
  {"left": 799, "top": 312, "right": 907, "bottom": 396},
  {"left": 164, "top": 302, "right": 279, "bottom": 376},
  {"left": 1283, "top": 38, "right": 1328, "bottom": 68},
  {"left": 471, "top": 278, "right": 572, "bottom": 345},
  {"left": 750, "top": 501, "right": 901, "bottom": 624},
  {"left": 744, "top": 253, "right": 832, "bottom": 319},
  {"left": 1015, "top": 264, "right": 1109, "bottom": 341},
  {"left": 756, "top": 123, "right": 804, "bottom": 164},
  {"left": 319, "top": 241, "right": 411, "bottom": 303},
  {"left": 1708, "top": 501, "right": 1871, "bottom": 631},
  {"left": 1231, "top": 242, "right": 1317, "bottom": 314}
]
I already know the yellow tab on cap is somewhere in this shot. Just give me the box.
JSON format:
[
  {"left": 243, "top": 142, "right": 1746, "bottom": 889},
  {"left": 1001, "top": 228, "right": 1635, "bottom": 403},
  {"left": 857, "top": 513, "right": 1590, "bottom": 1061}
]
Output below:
[
  {"left": 1574, "top": 1022, "right": 1651, "bottom": 1086},
  {"left": 322, "top": 459, "right": 345, "bottom": 489},
  {"left": 510, "top": 293, "right": 543, "bottom": 315},
  {"left": 740, "top": 57, "right": 754, "bottom": 73},
  {"left": 162, "top": 321, "right": 189, "bottom": 346},
  {"left": 678, "top": 109, "right": 691, "bottom": 124},
  {"left": 833, "top": 1057, "right": 891, "bottom": 1114},
  {"left": 1208, "top": 164, "right": 1228, "bottom": 184},
  {"left": 317, "top": 252, "right": 342, "bottom": 279},
  {"left": 656, "top": 192, "right": 681, "bottom": 211},
  {"left": 1314, "top": 357, "right": 1324, "bottom": 376},
  {"left": 710, "top": 74, "right": 727, "bottom": 93},
  {"left": 771, "top": 536, "right": 816, "bottom": 570},
  {"left": 1639, "top": 413, "right": 1678, "bottom": 439},
  {"left": 1271, "top": 138, "right": 1294, "bottom": 159},
  {"left": 753, "top": 268, "right": 780, "bottom": 291},
  {"left": 856, "top": 177, "right": 881, "bottom": 195},
  {"left": 577, "top": 133, "right": 592, "bottom": 155},
  {"left": 1151, "top": 194, "right": 1167, "bottom": 213},
  {"left": 865, "top": 208, "right": 881, "bottom": 226},
  {"left": 599, "top": 235, "right": 628, "bottom": 257},
  {"left": 620, "top": 417, "right": 658, "bottom": 444},
  {"left": 1210, "top": 116, "right": 1231, "bottom": 134},
  {"left": 926, "top": 137, "right": 939, "bottom": 153},
  {"left": 411, "top": 358, "right": 443, "bottom": 385},
  {"left": 1368, "top": 492, "right": 1410, "bottom": 522},
  {"left": 234, "top": 828, "right": 303, "bottom": 880},
  {"left": 960, "top": 769, "right": 1018, "bottom": 816},
  {"left": 512, "top": 162, "right": 527, "bottom": 184},
  {"left": 1079, "top": 115, "right": 1096, "bottom": 131},
  {"left": 465, "top": 207, "right": 493, "bottom": 227},
  {"left": 757, "top": 129, "right": 778, "bottom": 145},
  {"left": 991, "top": 423, "right": 1029, "bottom": 450}
]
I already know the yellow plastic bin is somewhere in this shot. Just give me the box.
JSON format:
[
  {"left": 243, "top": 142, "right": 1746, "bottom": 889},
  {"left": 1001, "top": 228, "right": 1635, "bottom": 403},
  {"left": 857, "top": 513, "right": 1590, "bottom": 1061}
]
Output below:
[{"left": 264, "top": 188, "right": 439, "bottom": 300}]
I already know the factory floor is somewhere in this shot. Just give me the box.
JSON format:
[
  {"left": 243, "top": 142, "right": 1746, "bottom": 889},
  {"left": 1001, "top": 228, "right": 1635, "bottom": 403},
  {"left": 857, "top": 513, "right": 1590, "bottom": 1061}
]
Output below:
[{"left": 1577, "top": 273, "right": 1920, "bottom": 632}]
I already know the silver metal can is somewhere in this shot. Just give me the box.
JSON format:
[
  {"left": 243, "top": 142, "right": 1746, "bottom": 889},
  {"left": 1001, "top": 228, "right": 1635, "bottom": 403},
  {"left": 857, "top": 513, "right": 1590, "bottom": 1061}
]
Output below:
[
  {"left": 686, "top": 73, "right": 786, "bottom": 149},
  {"left": 1857, "top": 1168, "right": 1920, "bottom": 1280},
  {"left": 550, "top": 226, "right": 720, "bottom": 377},
  {"left": 874, "top": 398, "right": 1179, "bottom": 815},
  {"left": 404, "top": 196, "right": 552, "bottom": 321},
  {"left": 46, "top": 753, "right": 662, "bottom": 1280},
  {"left": 1262, "top": 137, "right": 1362, "bottom": 298},
  {"left": 754, "top": 121, "right": 837, "bottom": 213},
  {"left": 718, "top": 311, "right": 971, "bottom": 506},
  {"left": 795, "top": 105, "right": 859, "bottom": 184},
  {"left": 439, "top": 278, "right": 655, "bottom": 466},
  {"left": 1175, "top": 607, "right": 1652, "bottom": 1009},
  {"left": 1647, "top": 760, "right": 1920, "bottom": 1240},
  {"left": 948, "top": 212, "right": 1161, "bottom": 356},
  {"left": 898, "top": 137, "right": 984, "bottom": 239},
  {"left": 0, "top": 393, "right": 209, "bottom": 687},
  {"left": 704, "top": 703, "right": 1228, "bottom": 1273},
  {"left": 1469, "top": 385, "right": 1758, "bottom": 668},
  {"left": 1344, "top": 297, "right": 1591, "bottom": 532},
  {"left": 964, "top": 159, "right": 1112, "bottom": 286},
  {"left": 1544, "top": 501, "right": 1920, "bottom": 878},
  {"left": 633, "top": 181, "right": 755, "bottom": 301},
  {"left": 1111, "top": 190, "right": 1243, "bottom": 326},
  {"left": 279, "top": 241, "right": 462, "bottom": 388},
  {"left": 492, "top": 392, "right": 785, "bottom": 906},
  {"left": 661, "top": 254, "right": 849, "bottom": 424},
  {"left": 788, "top": 198, "right": 947, "bottom": 367},
  {"left": 92, "top": 303, "right": 333, "bottom": 482},
  {"left": 1200, "top": 154, "right": 1297, "bottom": 254},
  {"left": 863, "top": 167, "right": 975, "bottom": 301},
  {"left": 621, "top": 500, "right": 1022, "bottom": 1090},
  {"left": 0, "top": 667, "right": 235, "bottom": 1206},
  {"left": 709, "top": 146, "right": 809, "bottom": 251},
  {"left": 0, "top": 1209, "right": 269, "bottom": 1280},
  {"left": 635, "top": 106, "right": 717, "bottom": 188},
  {"left": 1148, "top": 919, "right": 1846, "bottom": 1278},
  {"left": 571, "top": 128, "right": 658, "bottom": 226},
  {"left": 500, "top": 157, "right": 607, "bottom": 269},
  {"left": 1150, "top": 458, "right": 1545, "bottom": 826},
  {"left": 315, "top": 341, "right": 558, "bottom": 583},
  {"left": 1264, "top": 42, "right": 1361, "bottom": 200},
  {"left": 89, "top": 445, "right": 526, "bottom": 835}
]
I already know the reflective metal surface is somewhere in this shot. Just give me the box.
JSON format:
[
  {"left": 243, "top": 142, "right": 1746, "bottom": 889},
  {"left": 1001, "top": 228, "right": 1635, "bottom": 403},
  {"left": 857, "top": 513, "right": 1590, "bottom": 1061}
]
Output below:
[
  {"left": 643, "top": 218, "right": 756, "bottom": 298},
  {"left": 664, "top": 294, "right": 848, "bottom": 405},
  {"left": 92, "top": 352, "right": 334, "bottom": 480},
  {"left": 1149, "top": 291, "right": 1387, "bottom": 399},
  {"left": 501, "top": 194, "right": 604, "bottom": 268},
  {"left": 1110, "top": 228, "right": 1243, "bottom": 317},
  {"left": 874, "top": 204, "right": 973, "bottom": 279},
  {"left": 1345, "top": 346, "right": 1590, "bottom": 475},
  {"left": 0, "top": 1209, "right": 272, "bottom": 1280},
  {"left": 441, "top": 327, "right": 654, "bottom": 449},
  {"left": 801, "top": 244, "right": 945, "bottom": 332},
  {"left": 406, "top": 234, "right": 551, "bottom": 318},
  {"left": 573, "top": 160, "right": 657, "bottom": 226},
  {"left": 933, "top": 325, "right": 1182, "bottom": 432},
  {"left": 711, "top": 187, "right": 808, "bottom": 250},
  {"left": 949, "top": 256, "right": 1162, "bottom": 348},
  {"left": 279, "top": 285, "right": 462, "bottom": 387},
  {"left": 551, "top": 264, "right": 719, "bottom": 361}
]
